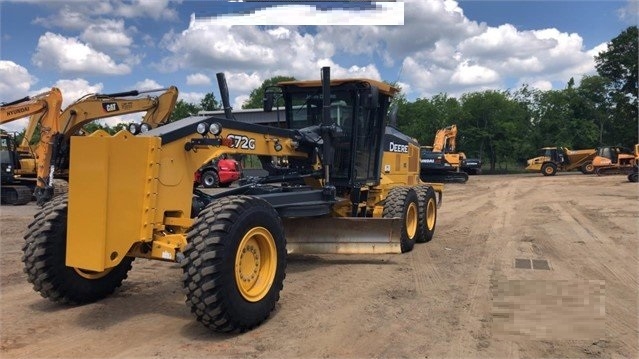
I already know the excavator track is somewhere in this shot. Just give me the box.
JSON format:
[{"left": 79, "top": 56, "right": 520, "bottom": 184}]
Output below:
[
  {"left": 420, "top": 171, "right": 468, "bottom": 184},
  {"left": 595, "top": 166, "right": 634, "bottom": 176},
  {"left": 1, "top": 185, "right": 32, "bottom": 205}
]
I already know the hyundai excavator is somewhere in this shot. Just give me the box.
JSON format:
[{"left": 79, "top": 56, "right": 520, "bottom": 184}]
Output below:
[
  {"left": 0, "top": 88, "right": 63, "bottom": 204},
  {"left": 22, "top": 67, "right": 443, "bottom": 333},
  {"left": 16, "top": 86, "right": 178, "bottom": 205},
  {"left": 419, "top": 124, "right": 469, "bottom": 183}
]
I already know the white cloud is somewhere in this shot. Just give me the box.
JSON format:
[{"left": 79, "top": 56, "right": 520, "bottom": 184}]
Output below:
[
  {"left": 179, "top": 92, "right": 205, "bottom": 107},
  {"left": 80, "top": 19, "right": 133, "bottom": 57},
  {"left": 113, "top": 0, "right": 178, "bottom": 21},
  {"left": 451, "top": 61, "right": 500, "bottom": 86},
  {"left": 32, "top": 32, "right": 131, "bottom": 75},
  {"left": 134, "top": 79, "right": 164, "bottom": 91},
  {"left": 234, "top": 95, "right": 249, "bottom": 110},
  {"left": 0, "top": 61, "right": 36, "bottom": 100},
  {"left": 186, "top": 73, "right": 212, "bottom": 86},
  {"left": 31, "top": 78, "right": 104, "bottom": 108}
]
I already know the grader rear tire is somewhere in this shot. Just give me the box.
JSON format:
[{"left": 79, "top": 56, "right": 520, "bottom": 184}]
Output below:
[
  {"left": 383, "top": 187, "right": 419, "bottom": 253},
  {"left": 22, "top": 195, "right": 134, "bottom": 304},
  {"left": 415, "top": 185, "right": 437, "bottom": 243},
  {"left": 181, "top": 195, "right": 286, "bottom": 333}
]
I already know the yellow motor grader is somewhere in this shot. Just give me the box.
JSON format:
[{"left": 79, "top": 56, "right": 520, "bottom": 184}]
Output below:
[{"left": 22, "top": 67, "right": 443, "bottom": 333}]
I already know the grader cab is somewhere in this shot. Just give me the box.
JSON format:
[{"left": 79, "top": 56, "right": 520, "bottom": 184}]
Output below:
[{"left": 22, "top": 67, "right": 442, "bottom": 333}]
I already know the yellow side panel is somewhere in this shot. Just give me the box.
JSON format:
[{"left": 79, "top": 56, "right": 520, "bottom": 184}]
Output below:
[{"left": 67, "top": 131, "right": 160, "bottom": 271}]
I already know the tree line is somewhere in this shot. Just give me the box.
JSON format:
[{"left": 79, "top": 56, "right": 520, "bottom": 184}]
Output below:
[{"left": 20, "top": 27, "right": 633, "bottom": 173}]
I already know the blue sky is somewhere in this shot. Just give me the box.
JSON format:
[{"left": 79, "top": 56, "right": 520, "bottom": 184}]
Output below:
[{"left": 1, "top": 0, "right": 637, "bottom": 132}]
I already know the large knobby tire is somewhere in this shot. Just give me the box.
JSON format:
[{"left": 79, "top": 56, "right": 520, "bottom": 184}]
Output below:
[
  {"left": 201, "top": 170, "right": 220, "bottom": 188},
  {"left": 580, "top": 161, "right": 595, "bottom": 174},
  {"left": 22, "top": 195, "right": 134, "bottom": 304},
  {"left": 415, "top": 185, "right": 437, "bottom": 243},
  {"left": 383, "top": 187, "right": 419, "bottom": 253},
  {"left": 181, "top": 195, "right": 287, "bottom": 333},
  {"left": 541, "top": 163, "right": 557, "bottom": 176},
  {"left": 628, "top": 171, "right": 638, "bottom": 183}
]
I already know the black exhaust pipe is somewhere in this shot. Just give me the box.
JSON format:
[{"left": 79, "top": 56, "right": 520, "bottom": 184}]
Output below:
[{"left": 216, "top": 72, "right": 235, "bottom": 120}]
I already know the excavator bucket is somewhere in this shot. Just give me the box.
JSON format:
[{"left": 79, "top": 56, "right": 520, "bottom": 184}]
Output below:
[{"left": 283, "top": 217, "right": 403, "bottom": 254}]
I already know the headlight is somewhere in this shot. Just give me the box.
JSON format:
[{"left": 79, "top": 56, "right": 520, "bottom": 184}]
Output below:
[
  {"left": 128, "top": 123, "right": 139, "bottom": 134},
  {"left": 209, "top": 122, "right": 222, "bottom": 135},
  {"left": 196, "top": 122, "right": 208, "bottom": 135},
  {"left": 140, "top": 123, "right": 151, "bottom": 133}
]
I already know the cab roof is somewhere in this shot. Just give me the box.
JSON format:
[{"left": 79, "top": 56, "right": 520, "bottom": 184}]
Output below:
[{"left": 277, "top": 78, "right": 399, "bottom": 97}]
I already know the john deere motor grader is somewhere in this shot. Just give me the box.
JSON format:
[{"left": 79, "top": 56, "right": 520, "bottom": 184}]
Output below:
[
  {"left": 22, "top": 67, "right": 442, "bottom": 333},
  {"left": 0, "top": 88, "right": 63, "bottom": 204}
]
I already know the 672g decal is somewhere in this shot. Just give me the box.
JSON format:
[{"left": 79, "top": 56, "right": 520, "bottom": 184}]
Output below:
[{"left": 227, "top": 134, "right": 256, "bottom": 150}]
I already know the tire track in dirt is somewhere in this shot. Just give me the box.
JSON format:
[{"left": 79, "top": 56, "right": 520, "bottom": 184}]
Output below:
[
  {"left": 450, "top": 179, "right": 518, "bottom": 358},
  {"left": 542, "top": 201, "right": 638, "bottom": 356}
]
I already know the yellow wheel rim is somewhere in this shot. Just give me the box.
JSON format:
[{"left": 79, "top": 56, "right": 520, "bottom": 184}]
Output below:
[
  {"left": 74, "top": 267, "right": 113, "bottom": 279},
  {"left": 426, "top": 198, "right": 436, "bottom": 230},
  {"left": 586, "top": 164, "right": 593, "bottom": 172},
  {"left": 406, "top": 202, "right": 418, "bottom": 239},
  {"left": 545, "top": 166, "right": 553, "bottom": 175},
  {"left": 235, "top": 227, "right": 277, "bottom": 302}
]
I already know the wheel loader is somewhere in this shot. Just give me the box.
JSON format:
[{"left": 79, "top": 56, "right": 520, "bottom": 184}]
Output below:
[
  {"left": 525, "top": 146, "right": 597, "bottom": 176},
  {"left": 22, "top": 67, "right": 443, "bottom": 333}
]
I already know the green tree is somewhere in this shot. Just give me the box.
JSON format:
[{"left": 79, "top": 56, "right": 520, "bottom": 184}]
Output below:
[
  {"left": 242, "top": 76, "right": 296, "bottom": 109},
  {"left": 200, "top": 92, "right": 220, "bottom": 111},
  {"left": 169, "top": 99, "right": 201, "bottom": 122},
  {"left": 594, "top": 25, "right": 638, "bottom": 146}
]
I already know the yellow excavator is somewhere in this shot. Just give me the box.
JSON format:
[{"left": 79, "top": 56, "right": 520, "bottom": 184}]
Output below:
[
  {"left": 1, "top": 88, "right": 64, "bottom": 204},
  {"left": 419, "top": 124, "right": 469, "bottom": 183},
  {"left": 16, "top": 86, "right": 178, "bottom": 205},
  {"left": 22, "top": 67, "right": 443, "bottom": 333}
]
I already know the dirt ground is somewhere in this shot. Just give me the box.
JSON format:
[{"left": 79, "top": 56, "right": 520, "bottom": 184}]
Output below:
[{"left": 0, "top": 173, "right": 637, "bottom": 359}]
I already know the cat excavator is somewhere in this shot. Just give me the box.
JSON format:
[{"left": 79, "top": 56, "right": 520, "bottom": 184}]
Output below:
[
  {"left": 22, "top": 67, "right": 443, "bottom": 333},
  {"left": 419, "top": 124, "right": 469, "bottom": 183},
  {"left": 1, "top": 88, "right": 63, "bottom": 204},
  {"left": 5, "top": 86, "right": 178, "bottom": 205},
  {"left": 33, "top": 86, "right": 179, "bottom": 204}
]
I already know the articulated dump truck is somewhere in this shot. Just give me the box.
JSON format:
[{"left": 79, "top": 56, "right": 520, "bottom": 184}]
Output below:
[
  {"left": 21, "top": 67, "right": 444, "bottom": 333},
  {"left": 525, "top": 147, "right": 596, "bottom": 176}
]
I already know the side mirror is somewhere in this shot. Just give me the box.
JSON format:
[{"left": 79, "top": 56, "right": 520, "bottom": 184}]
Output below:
[
  {"left": 263, "top": 92, "right": 274, "bottom": 112},
  {"left": 388, "top": 102, "right": 399, "bottom": 127}
]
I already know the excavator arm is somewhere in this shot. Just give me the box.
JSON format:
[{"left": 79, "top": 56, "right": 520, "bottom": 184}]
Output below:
[
  {"left": 432, "top": 124, "right": 457, "bottom": 152},
  {"left": 32, "top": 86, "right": 178, "bottom": 204},
  {"left": 1, "top": 88, "right": 62, "bottom": 126}
]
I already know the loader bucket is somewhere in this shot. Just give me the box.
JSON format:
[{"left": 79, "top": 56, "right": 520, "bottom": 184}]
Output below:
[{"left": 283, "top": 217, "right": 403, "bottom": 254}]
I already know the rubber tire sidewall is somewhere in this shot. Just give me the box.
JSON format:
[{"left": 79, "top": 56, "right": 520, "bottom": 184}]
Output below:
[
  {"left": 201, "top": 170, "right": 219, "bottom": 188},
  {"left": 22, "top": 195, "right": 134, "bottom": 304},
  {"left": 383, "top": 187, "right": 418, "bottom": 253},
  {"left": 182, "top": 196, "right": 287, "bottom": 333},
  {"left": 541, "top": 163, "right": 557, "bottom": 176},
  {"left": 416, "top": 185, "right": 437, "bottom": 243}
]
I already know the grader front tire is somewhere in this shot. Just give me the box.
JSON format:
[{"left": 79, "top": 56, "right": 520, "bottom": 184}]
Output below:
[
  {"left": 181, "top": 195, "right": 286, "bottom": 333},
  {"left": 22, "top": 195, "right": 134, "bottom": 304},
  {"left": 383, "top": 187, "right": 419, "bottom": 253}
]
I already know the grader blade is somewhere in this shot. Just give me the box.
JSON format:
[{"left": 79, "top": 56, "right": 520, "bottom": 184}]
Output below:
[{"left": 283, "top": 217, "right": 403, "bottom": 254}]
